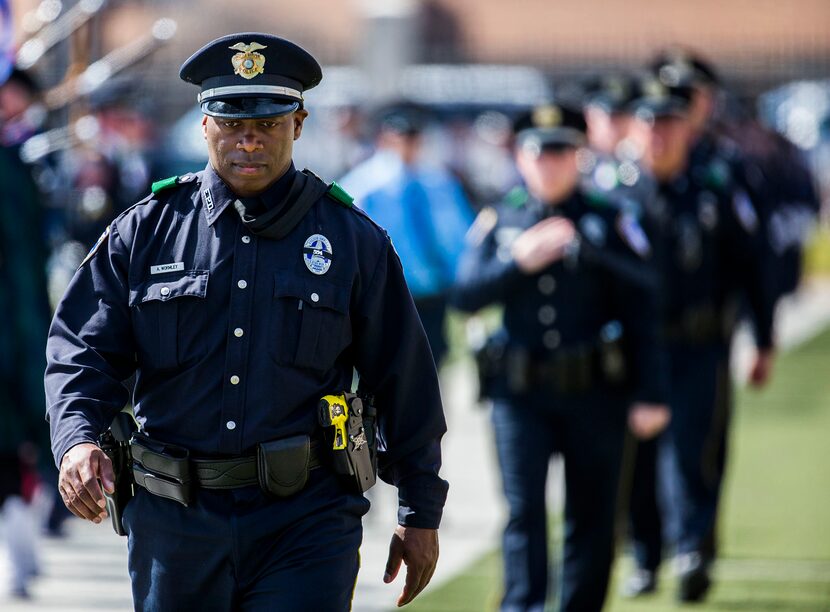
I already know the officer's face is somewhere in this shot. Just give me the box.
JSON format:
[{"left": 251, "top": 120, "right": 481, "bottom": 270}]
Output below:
[
  {"left": 688, "top": 86, "right": 715, "bottom": 136},
  {"left": 203, "top": 110, "right": 308, "bottom": 196},
  {"left": 516, "top": 146, "right": 580, "bottom": 204},
  {"left": 585, "top": 107, "right": 632, "bottom": 154},
  {"left": 636, "top": 115, "right": 692, "bottom": 181}
]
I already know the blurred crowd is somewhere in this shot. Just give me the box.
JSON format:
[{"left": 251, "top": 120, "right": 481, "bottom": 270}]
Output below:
[{"left": 0, "top": 1, "right": 827, "bottom": 608}]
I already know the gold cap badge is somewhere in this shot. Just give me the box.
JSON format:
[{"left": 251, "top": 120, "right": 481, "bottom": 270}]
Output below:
[
  {"left": 229, "top": 42, "right": 267, "bottom": 80},
  {"left": 532, "top": 105, "right": 562, "bottom": 129}
]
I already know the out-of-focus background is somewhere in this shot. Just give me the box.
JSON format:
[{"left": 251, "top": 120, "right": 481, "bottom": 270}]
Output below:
[{"left": 0, "top": 1, "right": 828, "bottom": 611}]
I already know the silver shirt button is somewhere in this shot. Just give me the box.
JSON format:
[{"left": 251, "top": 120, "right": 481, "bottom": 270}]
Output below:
[
  {"left": 543, "top": 329, "right": 561, "bottom": 349},
  {"left": 537, "top": 275, "right": 556, "bottom": 295},
  {"left": 237, "top": 279, "right": 247, "bottom": 289},
  {"left": 226, "top": 420, "right": 236, "bottom": 430},
  {"left": 230, "top": 375, "right": 240, "bottom": 385},
  {"left": 241, "top": 235, "right": 251, "bottom": 244},
  {"left": 160, "top": 286, "right": 170, "bottom": 297},
  {"left": 310, "top": 292, "right": 319, "bottom": 303},
  {"left": 538, "top": 305, "right": 557, "bottom": 326},
  {"left": 233, "top": 328, "right": 244, "bottom": 338}
]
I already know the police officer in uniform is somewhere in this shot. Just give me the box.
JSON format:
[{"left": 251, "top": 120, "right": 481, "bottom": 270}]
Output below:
[
  {"left": 651, "top": 49, "right": 818, "bottom": 312},
  {"left": 624, "top": 75, "right": 775, "bottom": 601},
  {"left": 452, "top": 103, "right": 669, "bottom": 612},
  {"left": 45, "top": 33, "right": 448, "bottom": 611}
]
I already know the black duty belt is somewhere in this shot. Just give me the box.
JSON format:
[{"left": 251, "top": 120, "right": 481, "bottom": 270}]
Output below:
[
  {"left": 130, "top": 434, "right": 324, "bottom": 506},
  {"left": 191, "top": 440, "right": 322, "bottom": 489}
]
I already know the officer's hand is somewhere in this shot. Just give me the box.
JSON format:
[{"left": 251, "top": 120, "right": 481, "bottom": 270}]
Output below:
[
  {"left": 512, "top": 217, "right": 576, "bottom": 275},
  {"left": 628, "top": 403, "right": 671, "bottom": 440},
  {"left": 58, "top": 442, "right": 115, "bottom": 524},
  {"left": 749, "top": 348, "right": 775, "bottom": 388},
  {"left": 383, "top": 525, "right": 439, "bottom": 607}
]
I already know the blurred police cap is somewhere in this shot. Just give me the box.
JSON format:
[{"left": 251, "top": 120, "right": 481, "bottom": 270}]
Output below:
[
  {"left": 513, "top": 102, "right": 587, "bottom": 152},
  {"left": 179, "top": 32, "right": 322, "bottom": 119},
  {"left": 375, "top": 101, "right": 431, "bottom": 136},
  {"left": 582, "top": 72, "right": 641, "bottom": 114},
  {"left": 630, "top": 73, "right": 694, "bottom": 122},
  {"left": 649, "top": 47, "right": 720, "bottom": 89}
]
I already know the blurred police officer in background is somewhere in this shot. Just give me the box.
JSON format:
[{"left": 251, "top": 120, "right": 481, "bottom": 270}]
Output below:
[
  {"left": 45, "top": 32, "right": 448, "bottom": 610},
  {"left": 452, "top": 102, "right": 669, "bottom": 611},
  {"left": 651, "top": 49, "right": 819, "bottom": 311},
  {"left": 623, "top": 73, "right": 776, "bottom": 602},
  {"left": 0, "top": 65, "right": 52, "bottom": 599},
  {"left": 580, "top": 71, "right": 657, "bottom": 224},
  {"left": 340, "top": 102, "right": 474, "bottom": 367}
]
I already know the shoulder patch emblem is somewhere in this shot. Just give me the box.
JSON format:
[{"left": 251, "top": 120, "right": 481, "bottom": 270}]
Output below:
[
  {"left": 466, "top": 207, "right": 498, "bottom": 246},
  {"left": 616, "top": 213, "right": 651, "bottom": 259},
  {"left": 80, "top": 225, "right": 111, "bottom": 267},
  {"left": 733, "top": 190, "right": 759, "bottom": 234}
]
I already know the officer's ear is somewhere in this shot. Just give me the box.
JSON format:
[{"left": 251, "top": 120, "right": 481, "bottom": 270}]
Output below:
[
  {"left": 202, "top": 115, "right": 208, "bottom": 140},
  {"left": 293, "top": 109, "right": 308, "bottom": 141}
]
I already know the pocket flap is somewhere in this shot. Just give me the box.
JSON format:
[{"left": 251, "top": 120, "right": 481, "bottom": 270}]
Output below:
[
  {"left": 273, "top": 275, "right": 349, "bottom": 313},
  {"left": 130, "top": 270, "right": 209, "bottom": 306}
]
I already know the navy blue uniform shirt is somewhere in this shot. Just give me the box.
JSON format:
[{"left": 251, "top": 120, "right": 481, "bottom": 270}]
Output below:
[
  {"left": 644, "top": 151, "right": 774, "bottom": 349},
  {"left": 45, "top": 163, "right": 449, "bottom": 529},
  {"left": 452, "top": 187, "right": 667, "bottom": 404}
]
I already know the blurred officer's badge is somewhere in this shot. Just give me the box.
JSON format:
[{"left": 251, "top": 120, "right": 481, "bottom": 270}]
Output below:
[
  {"left": 303, "top": 234, "right": 333, "bottom": 275},
  {"left": 677, "top": 217, "right": 702, "bottom": 270},
  {"left": 532, "top": 104, "right": 562, "bottom": 128},
  {"left": 579, "top": 213, "right": 607, "bottom": 247},
  {"left": 229, "top": 42, "right": 267, "bottom": 80},
  {"left": 733, "top": 191, "right": 759, "bottom": 234},
  {"left": 80, "top": 225, "right": 110, "bottom": 267},
  {"left": 697, "top": 191, "right": 719, "bottom": 230},
  {"left": 642, "top": 77, "right": 667, "bottom": 100},
  {"left": 616, "top": 213, "right": 651, "bottom": 259}
]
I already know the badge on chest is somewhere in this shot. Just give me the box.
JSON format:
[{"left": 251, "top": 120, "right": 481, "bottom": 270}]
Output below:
[{"left": 303, "top": 234, "right": 333, "bottom": 275}]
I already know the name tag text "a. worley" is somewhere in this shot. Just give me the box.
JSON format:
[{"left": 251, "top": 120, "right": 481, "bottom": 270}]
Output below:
[{"left": 150, "top": 262, "right": 185, "bottom": 275}]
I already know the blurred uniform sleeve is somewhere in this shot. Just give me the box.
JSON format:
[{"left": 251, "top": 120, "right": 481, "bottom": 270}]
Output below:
[
  {"left": 44, "top": 221, "right": 136, "bottom": 467},
  {"left": 451, "top": 208, "right": 525, "bottom": 312},
  {"left": 353, "top": 237, "right": 449, "bottom": 529},
  {"left": 721, "top": 188, "right": 775, "bottom": 349}
]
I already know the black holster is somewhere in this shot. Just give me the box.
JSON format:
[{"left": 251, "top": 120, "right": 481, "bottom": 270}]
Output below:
[
  {"left": 97, "top": 411, "right": 137, "bottom": 536},
  {"left": 319, "top": 393, "right": 378, "bottom": 493}
]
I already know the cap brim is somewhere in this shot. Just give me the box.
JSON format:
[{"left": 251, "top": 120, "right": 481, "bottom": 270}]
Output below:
[
  {"left": 632, "top": 97, "right": 689, "bottom": 120},
  {"left": 517, "top": 127, "right": 586, "bottom": 150},
  {"left": 201, "top": 97, "right": 300, "bottom": 119}
]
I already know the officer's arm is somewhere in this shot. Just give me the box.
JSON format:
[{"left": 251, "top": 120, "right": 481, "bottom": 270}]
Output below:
[
  {"left": 45, "top": 221, "right": 136, "bottom": 468},
  {"left": 353, "top": 237, "right": 449, "bottom": 529},
  {"left": 605, "top": 222, "right": 669, "bottom": 406},
  {"left": 450, "top": 214, "right": 524, "bottom": 312},
  {"left": 721, "top": 191, "right": 775, "bottom": 350}
]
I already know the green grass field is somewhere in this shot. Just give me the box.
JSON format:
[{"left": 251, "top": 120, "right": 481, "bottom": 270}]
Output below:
[{"left": 407, "top": 326, "right": 830, "bottom": 611}]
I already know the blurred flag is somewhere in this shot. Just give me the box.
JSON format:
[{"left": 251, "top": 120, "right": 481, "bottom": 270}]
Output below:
[{"left": 0, "top": 0, "right": 12, "bottom": 85}]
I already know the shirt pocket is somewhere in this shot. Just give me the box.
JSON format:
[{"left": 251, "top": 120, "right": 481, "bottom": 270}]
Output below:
[
  {"left": 129, "top": 270, "right": 209, "bottom": 371},
  {"left": 270, "top": 274, "right": 351, "bottom": 372}
]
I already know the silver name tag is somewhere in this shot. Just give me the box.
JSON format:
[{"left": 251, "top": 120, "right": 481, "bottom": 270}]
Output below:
[{"left": 150, "top": 262, "right": 185, "bottom": 275}]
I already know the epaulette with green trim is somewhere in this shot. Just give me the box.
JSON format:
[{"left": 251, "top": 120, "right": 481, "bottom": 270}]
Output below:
[
  {"left": 584, "top": 188, "right": 616, "bottom": 210},
  {"left": 151, "top": 173, "right": 197, "bottom": 195},
  {"left": 326, "top": 181, "right": 354, "bottom": 208},
  {"left": 503, "top": 186, "right": 529, "bottom": 209}
]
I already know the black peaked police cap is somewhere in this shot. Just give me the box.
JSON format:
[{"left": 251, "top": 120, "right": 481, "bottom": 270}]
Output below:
[{"left": 179, "top": 33, "right": 322, "bottom": 119}]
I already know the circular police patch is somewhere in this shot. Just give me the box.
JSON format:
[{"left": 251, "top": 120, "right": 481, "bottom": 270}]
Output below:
[{"left": 303, "top": 234, "right": 333, "bottom": 275}]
